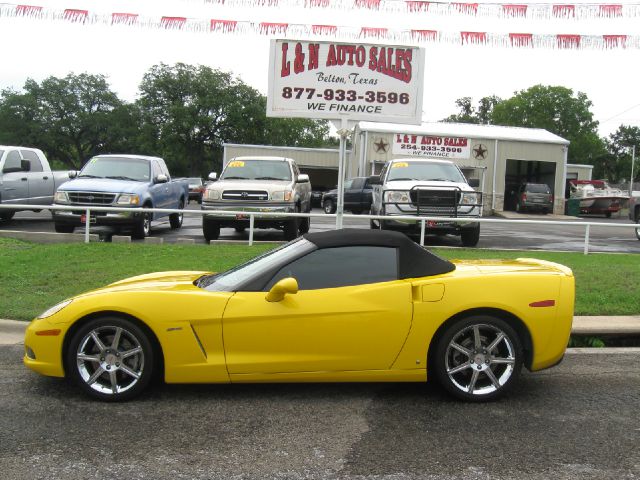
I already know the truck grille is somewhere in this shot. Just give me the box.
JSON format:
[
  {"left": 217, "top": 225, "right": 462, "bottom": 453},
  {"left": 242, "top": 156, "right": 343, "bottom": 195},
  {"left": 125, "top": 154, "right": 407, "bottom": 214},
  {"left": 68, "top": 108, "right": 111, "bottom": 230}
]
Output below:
[
  {"left": 67, "top": 192, "right": 116, "bottom": 205},
  {"left": 410, "top": 188, "right": 460, "bottom": 217},
  {"left": 222, "top": 190, "right": 269, "bottom": 201}
]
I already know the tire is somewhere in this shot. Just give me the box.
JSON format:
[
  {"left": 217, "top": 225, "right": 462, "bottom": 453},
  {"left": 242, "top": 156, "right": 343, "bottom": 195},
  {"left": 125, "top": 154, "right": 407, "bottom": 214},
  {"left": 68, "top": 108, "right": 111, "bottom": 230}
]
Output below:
[
  {"left": 635, "top": 214, "right": 640, "bottom": 241},
  {"left": 432, "top": 315, "right": 523, "bottom": 402},
  {"left": 234, "top": 226, "right": 246, "bottom": 233},
  {"left": 323, "top": 199, "right": 336, "bottom": 214},
  {"left": 605, "top": 211, "right": 612, "bottom": 218},
  {"left": 461, "top": 225, "right": 480, "bottom": 247},
  {"left": 54, "top": 223, "right": 75, "bottom": 233},
  {"left": 65, "top": 316, "right": 155, "bottom": 401},
  {"left": 284, "top": 205, "right": 300, "bottom": 241},
  {"left": 299, "top": 207, "right": 311, "bottom": 234},
  {"left": 132, "top": 209, "right": 152, "bottom": 239},
  {"left": 0, "top": 210, "right": 15, "bottom": 222},
  {"left": 169, "top": 199, "right": 184, "bottom": 229},
  {"left": 203, "top": 218, "right": 220, "bottom": 241}
]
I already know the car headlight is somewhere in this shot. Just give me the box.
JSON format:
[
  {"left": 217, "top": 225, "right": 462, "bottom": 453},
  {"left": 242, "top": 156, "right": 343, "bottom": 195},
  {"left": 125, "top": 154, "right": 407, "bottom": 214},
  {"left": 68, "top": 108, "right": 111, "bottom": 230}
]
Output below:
[
  {"left": 272, "top": 190, "right": 292, "bottom": 201},
  {"left": 461, "top": 192, "right": 479, "bottom": 205},
  {"left": 116, "top": 194, "right": 140, "bottom": 205},
  {"left": 37, "top": 299, "right": 73, "bottom": 319},
  {"left": 204, "top": 189, "right": 220, "bottom": 200},
  {"left": 54, "top": 191, "right": 69, "bottom": 204},
  {"left": 384, "top": 190, "right": 410, "bottom": 203}
]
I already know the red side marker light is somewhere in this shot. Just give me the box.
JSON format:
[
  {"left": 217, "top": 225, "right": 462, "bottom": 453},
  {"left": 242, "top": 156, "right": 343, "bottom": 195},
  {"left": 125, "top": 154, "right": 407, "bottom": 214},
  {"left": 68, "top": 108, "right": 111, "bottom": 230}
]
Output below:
[
  {"left": 35, "top": 329, "right": 61, "bottom": 336},
  {"left": 529, "top": 300, "right": 555, "bottom": 308}
]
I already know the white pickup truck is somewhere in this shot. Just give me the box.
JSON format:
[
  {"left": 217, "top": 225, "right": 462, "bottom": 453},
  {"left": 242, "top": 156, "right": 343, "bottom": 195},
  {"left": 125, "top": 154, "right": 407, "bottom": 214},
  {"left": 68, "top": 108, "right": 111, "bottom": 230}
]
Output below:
[
  {"left": 201, "top": 156, "right": 312, "bottom": 241},
  {"left": 369, "top": 158, "right": 482, "bottom": 247},
  {"left": 0, "top": 146, "right": 69, "bottom": 221}
]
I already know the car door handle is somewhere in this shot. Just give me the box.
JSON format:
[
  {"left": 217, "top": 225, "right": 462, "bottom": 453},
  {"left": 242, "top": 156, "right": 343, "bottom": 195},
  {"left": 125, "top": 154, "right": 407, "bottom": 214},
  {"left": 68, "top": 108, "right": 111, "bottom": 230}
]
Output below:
[
  {"left": 21, "top": 178, "right": 27, "bottom": 181},
  {"left": 43, "top": 176, "right": 49, "bottom": 180}
]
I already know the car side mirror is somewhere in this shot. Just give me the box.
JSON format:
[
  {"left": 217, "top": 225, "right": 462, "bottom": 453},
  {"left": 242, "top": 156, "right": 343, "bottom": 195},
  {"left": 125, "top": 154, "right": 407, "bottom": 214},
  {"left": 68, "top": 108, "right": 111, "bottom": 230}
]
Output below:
[
  {"left": 68, "top": 170, "right": 78, "bottom": 179},
  {"left": 208, "top": 172, "right": 218, "bottom": 181},
  {"left": 265, "top": 277, "right": 299, "bottom": 303},
  {"left": 155, "top": 174, "right": 168, "bottom": 184},
  {"left": 20, "top": 159, "right": 31, "bottom": 172},
  {"left": 468, "top": 178, "right": 480, "bottom": 188},
  {"left": 368, "top": 175, "right": 382, "bottom": 185},
  {"left": 297, "top": 173, "right": 310, "bottom": 183}
]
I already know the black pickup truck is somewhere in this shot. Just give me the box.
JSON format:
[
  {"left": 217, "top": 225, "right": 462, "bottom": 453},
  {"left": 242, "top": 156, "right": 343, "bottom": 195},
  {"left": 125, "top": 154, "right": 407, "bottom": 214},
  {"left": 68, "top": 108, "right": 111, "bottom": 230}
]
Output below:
[{"left": 322, "top": 176, "right": 373, "bottom": 214}]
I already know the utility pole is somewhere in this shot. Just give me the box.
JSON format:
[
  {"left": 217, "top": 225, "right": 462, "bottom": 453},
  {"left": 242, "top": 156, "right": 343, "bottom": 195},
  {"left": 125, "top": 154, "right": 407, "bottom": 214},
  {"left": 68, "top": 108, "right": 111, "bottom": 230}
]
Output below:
[{"left": 630, "top": 145, "right": 636, "bottom": 197}]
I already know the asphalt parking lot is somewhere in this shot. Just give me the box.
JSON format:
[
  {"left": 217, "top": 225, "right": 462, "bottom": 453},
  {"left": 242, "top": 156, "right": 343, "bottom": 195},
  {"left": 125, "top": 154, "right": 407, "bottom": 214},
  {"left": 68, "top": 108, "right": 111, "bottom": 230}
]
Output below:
[
  {"left": 1, "top": 345, "right": 639, "bottom": 480},
  {"left": 2, "top": 204, "right": 640, "bottom": 253}
]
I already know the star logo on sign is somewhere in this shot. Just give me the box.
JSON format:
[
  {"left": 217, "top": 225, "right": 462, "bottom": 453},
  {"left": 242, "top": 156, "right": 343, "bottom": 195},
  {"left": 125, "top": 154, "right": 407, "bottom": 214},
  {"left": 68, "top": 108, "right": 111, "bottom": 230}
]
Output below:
[
  {"left": 473, "top": 144, "right": 488, "bottom": 159},
  {"left": 373, "top": 138, "right": 389, "bottom": 153}
]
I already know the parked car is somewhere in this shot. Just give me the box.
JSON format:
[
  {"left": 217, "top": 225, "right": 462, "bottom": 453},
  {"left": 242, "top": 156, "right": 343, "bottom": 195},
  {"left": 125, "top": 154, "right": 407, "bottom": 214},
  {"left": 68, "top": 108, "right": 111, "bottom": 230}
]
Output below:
[
  {"left": 52, "top": 154, "right": 188, "bottom": 238},
  {"left": 0, "top": 146, "right": 69, "bottom": 221},
  {"left": 322, "top": 177, "right": 373, "bottom": 214},
  {"left": 24, "top": 229, "right": 575, "bottom": 402},
  {"left": 629, "top": 195, "right": 640, "bottom": 240},
  {"left": 201, "top": 156, "right": 312, "bottom": 241},
  {"left": 186, "top": 177, "right": 205, "bottom": 204},
  {"left": 516, "top": 183, "right": 554, "bottom": 214},
  {"left": 369, "top": 158, "right": 482, "bottom": 247}
]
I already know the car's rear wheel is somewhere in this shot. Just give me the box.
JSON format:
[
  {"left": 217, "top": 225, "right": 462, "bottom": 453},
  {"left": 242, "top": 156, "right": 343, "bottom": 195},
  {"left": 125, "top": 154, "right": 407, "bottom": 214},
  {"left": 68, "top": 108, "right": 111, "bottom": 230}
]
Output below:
[
  {"left": 203, "top": 218, "right": 220, "bottom": 241},
  {"left": 323, "top": 199, "right": 336, "bottom": 214},
  {"left": 169, "top": 199, "right": 184, "bottom": 229},
  {"left": 460, "top": 225, "right": 480, "bottom": 247},
  {"left": 66, "top": 317, "right": 155, "bottom": 401},
  {"left": 432, "top": 316, "right": 523, "bottom": 402},
  {"left": 54, "top": 223, "right": 75, "bottom": 233}
]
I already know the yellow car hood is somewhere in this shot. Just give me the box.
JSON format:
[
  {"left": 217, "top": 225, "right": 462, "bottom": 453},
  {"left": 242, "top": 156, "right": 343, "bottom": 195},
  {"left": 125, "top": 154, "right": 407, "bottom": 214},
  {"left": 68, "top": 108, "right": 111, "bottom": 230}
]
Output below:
[{"left": 80, "top": 271, "right": 212, "bottom": 296}]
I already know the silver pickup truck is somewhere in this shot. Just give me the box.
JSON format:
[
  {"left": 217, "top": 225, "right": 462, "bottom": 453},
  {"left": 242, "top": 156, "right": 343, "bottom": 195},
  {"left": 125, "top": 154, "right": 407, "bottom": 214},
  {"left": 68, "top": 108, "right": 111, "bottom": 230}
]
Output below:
[
  {"left": 369, "top": 158, "right": 482, "bottom": 247},
  {"left": 201, "top": 156, "right": 312, "bottom": 241},
  {"left": 0, "top": 146, "right": 69, "bottom": 221}
]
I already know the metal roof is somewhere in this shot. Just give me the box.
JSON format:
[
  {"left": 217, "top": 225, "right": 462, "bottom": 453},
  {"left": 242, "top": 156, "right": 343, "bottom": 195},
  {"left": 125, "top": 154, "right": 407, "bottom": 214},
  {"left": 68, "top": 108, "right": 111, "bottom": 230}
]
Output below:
[{"left": 357, "top": 122, "right": 570, "bottom": 146}]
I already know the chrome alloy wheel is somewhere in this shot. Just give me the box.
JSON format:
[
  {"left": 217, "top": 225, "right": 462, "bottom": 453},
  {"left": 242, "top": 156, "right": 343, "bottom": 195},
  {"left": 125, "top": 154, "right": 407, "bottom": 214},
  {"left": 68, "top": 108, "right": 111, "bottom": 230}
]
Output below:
[
  {"left": 75, "top": 326, "right": 145, "bottom": 395},
  {"left": 444, "top": 323, "right": 516, "bottom": 396}
]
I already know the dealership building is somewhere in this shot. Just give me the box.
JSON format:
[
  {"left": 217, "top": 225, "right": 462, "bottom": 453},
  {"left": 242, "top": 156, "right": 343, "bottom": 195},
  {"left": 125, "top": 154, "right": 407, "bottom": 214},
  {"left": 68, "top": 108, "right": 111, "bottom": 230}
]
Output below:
[{"left": 224, "top": 122, "right": 592, "bottom": 216}]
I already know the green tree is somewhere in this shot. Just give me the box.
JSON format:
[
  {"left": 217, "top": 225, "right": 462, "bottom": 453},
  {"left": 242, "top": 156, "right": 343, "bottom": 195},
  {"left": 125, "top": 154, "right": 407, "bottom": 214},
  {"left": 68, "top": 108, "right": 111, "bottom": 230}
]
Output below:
[
  {"left": 137, "top": 63, "right": 331, "bottom": 177},
  {"left": 491, "top": 85, "right": 606, "bottom": 165},
  {"left": 443, "top": 96, "right": 501, "bottom": 124},
  {"left": 600, "top": 125, "right": 640, "bottom": 183},
  {"left": 0, "top": 73, "right": 137, "bottom": 169}
]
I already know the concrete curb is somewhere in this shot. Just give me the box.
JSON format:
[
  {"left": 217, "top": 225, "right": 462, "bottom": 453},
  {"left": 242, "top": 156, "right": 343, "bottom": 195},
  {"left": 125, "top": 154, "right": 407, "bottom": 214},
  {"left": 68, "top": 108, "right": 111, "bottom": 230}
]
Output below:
[{"left": 2, "top": 316, "right": 639, "bottom": 346}]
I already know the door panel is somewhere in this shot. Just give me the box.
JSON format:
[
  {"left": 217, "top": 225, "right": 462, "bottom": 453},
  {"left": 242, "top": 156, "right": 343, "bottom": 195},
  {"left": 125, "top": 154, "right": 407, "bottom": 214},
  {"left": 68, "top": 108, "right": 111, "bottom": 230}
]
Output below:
[
  {"left": 223, "top": 281, "right": 413, "bottom": 374},
  {"left": 1, "top": 150, "right": 28, "bottom": 203}
]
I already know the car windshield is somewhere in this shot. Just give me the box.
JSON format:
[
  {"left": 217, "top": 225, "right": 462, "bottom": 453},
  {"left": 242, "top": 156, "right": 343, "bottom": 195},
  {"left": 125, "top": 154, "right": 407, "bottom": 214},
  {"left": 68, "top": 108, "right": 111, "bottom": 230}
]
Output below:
[
  {"left": 80, "top": 157, "right": 150, "bottom": 182},
  {"left": 386, "top": 161, "right": 466, "bottom": 183},
  {"left": 197, "top": 238, "right": 315, "bottom": 291},
  {"left": 527, "top": 184, "right": 551, "bottom": 193},
  {"left": 220, "top": 159, "right": 292, "bottom": 181}
]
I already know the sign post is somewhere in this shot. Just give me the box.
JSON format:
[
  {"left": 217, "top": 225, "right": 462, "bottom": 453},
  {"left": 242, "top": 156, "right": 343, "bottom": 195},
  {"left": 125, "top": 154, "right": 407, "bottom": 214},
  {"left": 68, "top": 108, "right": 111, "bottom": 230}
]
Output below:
[{"left": 267, "top": 39, "right": 425, "bottom": 229}]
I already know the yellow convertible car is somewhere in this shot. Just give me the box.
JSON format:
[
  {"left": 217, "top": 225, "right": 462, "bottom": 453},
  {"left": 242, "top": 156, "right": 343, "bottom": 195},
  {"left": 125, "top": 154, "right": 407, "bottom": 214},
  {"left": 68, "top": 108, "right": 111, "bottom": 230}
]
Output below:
[{"left": 24, "top": 229, "right": 574, "bottom": 402}]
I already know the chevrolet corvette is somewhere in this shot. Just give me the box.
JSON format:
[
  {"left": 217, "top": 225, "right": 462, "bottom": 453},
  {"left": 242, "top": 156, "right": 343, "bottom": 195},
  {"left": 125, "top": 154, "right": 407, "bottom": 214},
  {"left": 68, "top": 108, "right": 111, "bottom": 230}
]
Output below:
[{"left": 24, "top": 229, "right": 574, "bottom": 401}]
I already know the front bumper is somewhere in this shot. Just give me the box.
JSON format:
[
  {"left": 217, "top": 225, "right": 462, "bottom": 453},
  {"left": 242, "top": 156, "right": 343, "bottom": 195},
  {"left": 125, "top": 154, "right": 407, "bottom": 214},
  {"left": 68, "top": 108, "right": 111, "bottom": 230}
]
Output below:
[
  {"left": 52, "top": 206, "right": 143, "bottom": 227},
  {"left": 202, "top": 201, "right": 296, "bottom": 226},
  {"left": 381, "top": 203, "right": 480, "bottom": 233},
  {"left": 23, "top": 318, "right": 66, "bottom": 378}
]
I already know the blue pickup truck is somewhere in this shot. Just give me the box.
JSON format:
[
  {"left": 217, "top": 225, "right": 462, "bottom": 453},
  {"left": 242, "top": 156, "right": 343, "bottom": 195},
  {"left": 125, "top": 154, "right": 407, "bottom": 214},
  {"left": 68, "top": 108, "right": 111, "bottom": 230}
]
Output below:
[{"left": 52, "top": 154, "right": 188, "bottom": 238}]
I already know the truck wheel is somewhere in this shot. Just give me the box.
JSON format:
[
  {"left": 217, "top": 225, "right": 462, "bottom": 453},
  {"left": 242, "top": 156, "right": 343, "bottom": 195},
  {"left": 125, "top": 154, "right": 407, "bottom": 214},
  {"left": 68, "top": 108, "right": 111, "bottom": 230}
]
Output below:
[
  {"left": 132, "top": 211, "right": 152, "bottom": 239},
  {"left": 323, "top": 199, "right": 336, "bottom": 214},
  {"left": 284, "top": 206, "right": 300, "bottom": 241},
  {"left": 635, "top": 215, "right": 640, "bottom": 241},
  {"left": 0, "top": 210, "right": 15, "bottom": 222},
  {"left": 54, "top": 223, "right": 74, "bottom": 233},
  {"left": 169, "top": 200, "right": 184, "bottom": 229},
  {"left": 203, "top": 218, "right": 220, "bottom": 241},
  {"left": 299, "top": 214, "right": 310, "bottom": 234},
  {"left": 234, "top": 226, "right": 245, "bottom": 233},
  {"left": 461, "top": 225, "right": 480, "bottom": 247}
]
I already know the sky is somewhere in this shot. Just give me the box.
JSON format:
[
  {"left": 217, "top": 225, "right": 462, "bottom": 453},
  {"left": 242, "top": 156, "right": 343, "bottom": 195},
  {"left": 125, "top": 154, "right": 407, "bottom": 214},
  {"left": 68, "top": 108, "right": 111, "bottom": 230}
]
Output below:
[{"left": 0, "top": 0, "right": 639, "bottom": 138}]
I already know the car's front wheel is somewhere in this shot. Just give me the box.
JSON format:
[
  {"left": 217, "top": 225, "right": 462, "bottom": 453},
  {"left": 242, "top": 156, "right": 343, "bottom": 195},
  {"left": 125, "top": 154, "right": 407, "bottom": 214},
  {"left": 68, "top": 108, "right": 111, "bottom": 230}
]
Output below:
[
  {"left": 66, "top": 317, "right": 155, "bottom": 401},
  {"left": 460, "top": 224, "right": 480, "bottom": 247},
  {"left": 0, "top": 210, "right": 15, "bottom": 222},
  {"left": 54, "top": 223, "right": 75, "bottom": 233},
  {"left": 203, "top": 218, "right": 220, "bottom": 241},
  {"left": 323, "top": 199, "right": 336, "bottom": 214},
  {"left": 132, "top": 210, "right": 152, "bottom": 239},
  {"left": 432, "top": 316, "right": 523, "bottom": 402}
]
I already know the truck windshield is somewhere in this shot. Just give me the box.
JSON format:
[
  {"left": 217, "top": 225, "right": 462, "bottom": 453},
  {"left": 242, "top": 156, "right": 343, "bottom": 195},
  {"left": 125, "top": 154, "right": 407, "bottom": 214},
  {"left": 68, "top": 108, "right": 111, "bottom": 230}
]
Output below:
[
  {"left": 80, "top": 157, "right": 150, "bottom": 182},
  {"left": 197, "top": 238, "right": 315, "bottom": 291},
  {"left": 387, "top": 161, "right": 466, "bottom": 183},
  {"left": 220, "top": 160, "right": 292, "bottom": 181}
]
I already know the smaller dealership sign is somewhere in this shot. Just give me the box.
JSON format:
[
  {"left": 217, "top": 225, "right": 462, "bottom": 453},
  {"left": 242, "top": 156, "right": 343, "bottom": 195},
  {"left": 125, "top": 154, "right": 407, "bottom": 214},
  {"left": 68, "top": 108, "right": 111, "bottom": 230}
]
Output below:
[
  {"left": 267, "top": 39, "right": 424, "bottom": 124},
  {"left": 392, "top": 133, "right": 471, "bottom": 160}
]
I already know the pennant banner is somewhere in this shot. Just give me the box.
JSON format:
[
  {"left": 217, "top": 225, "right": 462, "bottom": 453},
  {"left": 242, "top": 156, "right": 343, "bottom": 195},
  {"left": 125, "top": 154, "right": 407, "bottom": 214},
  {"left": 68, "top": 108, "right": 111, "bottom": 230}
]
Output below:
[{"left": 1, "top": 3, "right": 639, "bottom": 49}]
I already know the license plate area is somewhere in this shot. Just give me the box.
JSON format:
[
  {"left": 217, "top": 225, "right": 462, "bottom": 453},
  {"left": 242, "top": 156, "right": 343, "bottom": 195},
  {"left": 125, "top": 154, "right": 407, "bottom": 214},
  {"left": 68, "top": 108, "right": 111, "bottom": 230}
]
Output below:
[{"left": 80, "top": 214, "right": 97, "bottom": 224}]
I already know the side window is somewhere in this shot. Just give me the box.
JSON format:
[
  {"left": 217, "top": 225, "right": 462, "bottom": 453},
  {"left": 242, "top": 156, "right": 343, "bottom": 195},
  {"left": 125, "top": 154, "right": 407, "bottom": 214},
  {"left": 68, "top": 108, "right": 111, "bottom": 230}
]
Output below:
[
  {"left": 3, "top": 150, "right": 22, "bottom": 172},
  {"left": 379, "top": 162, "right": 390, "bottom": 182},
  {"left": 151, "top": 161, "right": 163, "bottom": 179},
  {"left": 292, "top": 163, "right": 300, "bottom": 177},
  {"left": 21, "top": 150, "right": 43, "bottom": 172},
  {"left": 343, "top": 179, "right": 353, "bottom": 189},
  {"left": 351, "top": 178, "right": 363, "bottom": 189},
  {"left": 265, "top": 246, "right": 398, "bottom": 291}
]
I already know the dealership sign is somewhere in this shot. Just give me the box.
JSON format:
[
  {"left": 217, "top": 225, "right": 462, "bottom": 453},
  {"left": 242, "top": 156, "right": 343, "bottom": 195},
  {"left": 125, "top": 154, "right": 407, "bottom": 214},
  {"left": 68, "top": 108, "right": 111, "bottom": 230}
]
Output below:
[
  {"left": 267, "top": 39, "right": 425, "bottom": 124},
  {"left": 392, "top": 133, "right": 471, "bottom": 159}
]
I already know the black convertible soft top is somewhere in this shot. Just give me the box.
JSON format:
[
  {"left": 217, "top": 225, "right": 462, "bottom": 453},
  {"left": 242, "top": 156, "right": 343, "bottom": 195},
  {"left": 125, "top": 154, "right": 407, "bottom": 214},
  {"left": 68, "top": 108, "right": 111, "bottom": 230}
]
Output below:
[{"left": 303, "top": 229, "right": 455, "bottom": 278}]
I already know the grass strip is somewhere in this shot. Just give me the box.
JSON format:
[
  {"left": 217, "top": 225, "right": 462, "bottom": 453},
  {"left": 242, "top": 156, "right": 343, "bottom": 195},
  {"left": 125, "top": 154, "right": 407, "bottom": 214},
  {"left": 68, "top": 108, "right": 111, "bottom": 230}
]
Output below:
[{"left": 1, "top": 238, "right": 638, "bottom": 321}]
